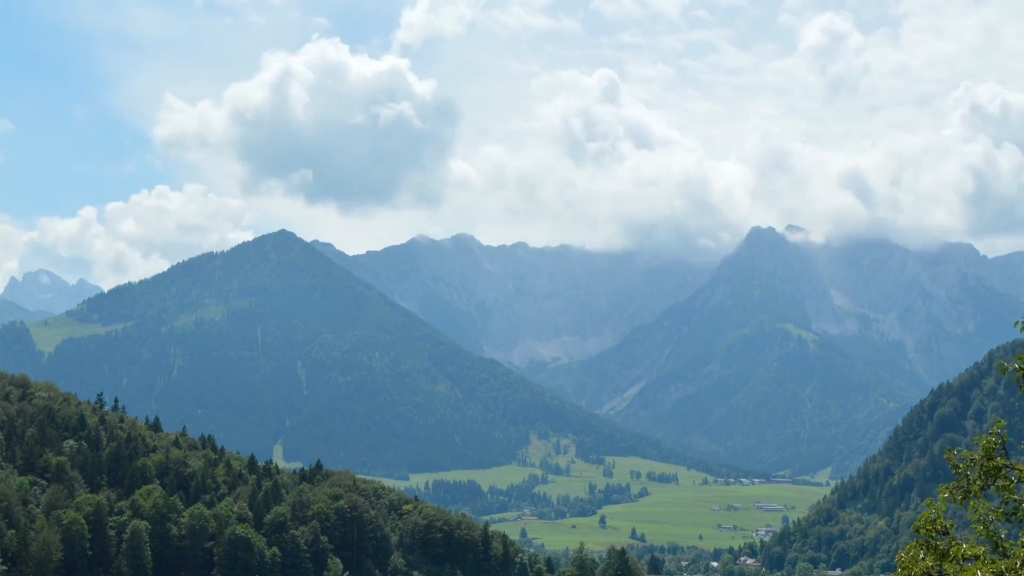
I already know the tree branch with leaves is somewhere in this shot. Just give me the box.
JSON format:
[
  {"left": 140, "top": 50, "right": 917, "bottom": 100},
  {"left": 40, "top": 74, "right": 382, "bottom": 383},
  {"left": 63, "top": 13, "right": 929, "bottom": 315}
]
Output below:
[{"left": 896, "top": 319, "right": 1024, "bottom": 576}]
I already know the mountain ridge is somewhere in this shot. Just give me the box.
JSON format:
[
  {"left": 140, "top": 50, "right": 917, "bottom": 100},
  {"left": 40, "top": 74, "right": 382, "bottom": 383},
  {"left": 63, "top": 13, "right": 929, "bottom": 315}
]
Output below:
[
  {"left": 531, "top": 226, "right": 1023, "bottom": 476},
  {"left": 0, "top": 230, "right": 756, "bottom": 480},
  {"left": 2, "top": 268, "right": 103, "bottom": 314},
  {"left": 313, "top": 235, "right": 713, "bottom": 368}
]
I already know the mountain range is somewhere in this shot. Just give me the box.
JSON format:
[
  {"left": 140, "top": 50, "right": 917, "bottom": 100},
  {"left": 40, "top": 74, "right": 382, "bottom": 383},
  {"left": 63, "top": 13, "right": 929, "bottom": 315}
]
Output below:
[
  {"left": 313, "top": 235, "right": 711, "bottom": 368},
  {"left": 1, "top": 225, "right": 1021, "bottom": 483},
  {"left": 0, "top": 231, "right": 747, "bottom": 480},
  {"left": 530, "top": 227, "right": 1023, "bottom": 476},
  {"left": 314, "top": 226, "right": 1023, "bottom": 477},
  {"left": 0, "top": 269, "right": 103, "bottom": 317}
]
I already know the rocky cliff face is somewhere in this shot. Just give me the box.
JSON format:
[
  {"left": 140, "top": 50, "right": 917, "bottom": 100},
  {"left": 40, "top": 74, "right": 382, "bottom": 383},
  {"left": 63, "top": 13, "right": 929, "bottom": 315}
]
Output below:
[{"left": 314, "top": 235, "right": 713, "bottom": 368}]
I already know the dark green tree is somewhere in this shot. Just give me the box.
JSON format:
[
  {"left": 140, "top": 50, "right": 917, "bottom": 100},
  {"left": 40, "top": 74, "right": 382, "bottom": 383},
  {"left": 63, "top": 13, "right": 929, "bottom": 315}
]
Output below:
[
  {"left": 570, "top": 543, "right": 598, "bottom": 576},
  {"left": 644, "top": 554, "right": 664, "bottom": 575},
  {"left": 180, "top": 504, "right": 216, "bottom": 576},
  {"left": 520, "top": 527, "right": 529, "bottom": 540},
  {"left": 30, "top": 516, "right": 63, "bottom": 576},
  {"left": 216, "top": 526, "right": 270, "bottom": 576},
  {"left": 598, "top": 515, "right": 607, "bottom": 529},
  {"left": 596, "top": 547, "right": 643, "bottom": 576},
  {"left": 481, "top": 522, "right": 494, "bottom": 573},
  {"left": 54, "top": 510, "right": 91, "bottom": 576},
  {"left": 77, "top": 495, "right": 113, "bottom": 576},
  {"left": 277, "top": 530, "right": 312, "bottom": 576},
  {"left": 117, "top": 520, "right": 153, "bottom": 576}
]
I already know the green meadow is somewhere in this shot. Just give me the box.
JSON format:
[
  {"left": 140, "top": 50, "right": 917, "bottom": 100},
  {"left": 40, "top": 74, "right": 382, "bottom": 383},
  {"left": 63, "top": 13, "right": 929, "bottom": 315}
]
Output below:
[
  {"left": 27, "top": 314, "right": 127, "bottom": 353},
  {"left": 372, "top": 437, "right": 831, "bottom": 551}
]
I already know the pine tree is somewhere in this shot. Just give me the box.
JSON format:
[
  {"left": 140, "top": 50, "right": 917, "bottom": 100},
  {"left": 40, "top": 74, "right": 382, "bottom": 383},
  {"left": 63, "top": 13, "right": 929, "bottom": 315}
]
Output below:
[
  {"left": 570, "top": 542, "right": 598, "bottom": 576},
  {"left": 645, "top": 554, "right": 664, "bottom": 575}
]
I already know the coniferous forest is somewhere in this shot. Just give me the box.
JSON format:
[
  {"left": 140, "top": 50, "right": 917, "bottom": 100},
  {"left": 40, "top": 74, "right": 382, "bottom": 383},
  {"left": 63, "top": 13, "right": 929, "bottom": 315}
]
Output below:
[{"left": 0, "top": 371, "right": 532, "bottom": 576}]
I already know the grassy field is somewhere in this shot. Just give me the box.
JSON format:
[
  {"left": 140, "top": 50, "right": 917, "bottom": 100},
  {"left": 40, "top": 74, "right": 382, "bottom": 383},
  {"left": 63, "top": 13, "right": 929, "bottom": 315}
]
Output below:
[
  {"left": 372, "top": 437, "right": 830, "bottom": 551},
  {"left": 27, "top": 314, "right": 127, "bottom": 353}
]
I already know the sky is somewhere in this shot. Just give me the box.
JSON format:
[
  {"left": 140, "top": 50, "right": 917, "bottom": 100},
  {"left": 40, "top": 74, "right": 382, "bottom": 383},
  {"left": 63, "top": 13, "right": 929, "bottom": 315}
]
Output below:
[{"left": 2, "top": 0, "right": 1024, "bottom": 288}]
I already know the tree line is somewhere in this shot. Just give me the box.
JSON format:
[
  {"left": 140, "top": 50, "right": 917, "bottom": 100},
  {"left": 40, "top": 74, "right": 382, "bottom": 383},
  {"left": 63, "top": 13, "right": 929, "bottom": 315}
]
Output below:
[{"left": 0, "top": 371, "right": 533, "bottom": 576}]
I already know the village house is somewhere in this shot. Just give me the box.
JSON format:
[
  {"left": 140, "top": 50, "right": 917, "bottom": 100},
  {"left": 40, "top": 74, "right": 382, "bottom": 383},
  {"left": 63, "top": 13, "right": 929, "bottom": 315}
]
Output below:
[
  {"left": 737, "top": 556, "right": 762, "bottom": 568},
  {"left": 754, "top": 527, "right": 778, "bottom": 539}
]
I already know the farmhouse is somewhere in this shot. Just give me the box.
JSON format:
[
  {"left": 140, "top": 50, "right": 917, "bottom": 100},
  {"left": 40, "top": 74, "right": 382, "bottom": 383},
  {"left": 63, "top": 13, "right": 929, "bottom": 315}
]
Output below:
[
  {"left": 754, "top": 527, "right": 778, "bottom": 539},
  {"left": 737, "top": 556, "right": 762, "bottom": 567}
]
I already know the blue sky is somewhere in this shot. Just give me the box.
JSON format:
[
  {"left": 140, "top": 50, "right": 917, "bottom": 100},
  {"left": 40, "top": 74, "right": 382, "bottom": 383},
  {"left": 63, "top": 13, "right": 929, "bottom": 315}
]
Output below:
[
  {"left": 1, "top": 2, "right": 163, "bottom": 218},
  {"left": 2, "top": 0, "right": 1024, "bottom": 287}
]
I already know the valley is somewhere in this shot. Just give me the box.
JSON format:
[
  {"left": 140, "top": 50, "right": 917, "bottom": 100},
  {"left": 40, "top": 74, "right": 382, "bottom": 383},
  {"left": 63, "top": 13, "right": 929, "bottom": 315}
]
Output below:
[{"left": 371, "top": 437, "right": 830, "bottom": 551}]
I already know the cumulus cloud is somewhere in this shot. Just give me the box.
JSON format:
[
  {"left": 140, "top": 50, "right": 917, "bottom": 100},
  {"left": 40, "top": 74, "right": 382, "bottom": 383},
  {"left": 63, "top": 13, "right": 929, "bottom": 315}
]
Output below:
[
  {"left": 8, "top": 0, "right": 1024, "bottom": 285},
  {"left": 392, "top": 0, "right": 483, "bottom": 50},
  {"left": 3, "top": 186, "right": 254, "bottom": 288},
  {"left": 154, "top": 36, "right": 459, "bottom": 208}
]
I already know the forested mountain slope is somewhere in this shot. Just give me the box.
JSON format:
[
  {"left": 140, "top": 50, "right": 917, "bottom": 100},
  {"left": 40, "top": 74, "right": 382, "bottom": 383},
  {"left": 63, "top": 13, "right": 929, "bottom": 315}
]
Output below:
[
  {"left": 313, "top": 235, "right": 711, "bottom": 368},
  {"left": 0, "top": 371, "right": 528, "bottom": 576},
  {"left": 0, "top": 231, "right": 748, "bottom": 479},
  {"left": 534, "top": 227, "right": 936, "bottom": 476},
  {"left": 531, "top": 227, "right": 1024, "bottom": 476},
  {"left": 0, "top": 296, "right": 50, "bottom": 324},
  {"left": 760, "top": 339, "right": 1024, "bottom": 575}
]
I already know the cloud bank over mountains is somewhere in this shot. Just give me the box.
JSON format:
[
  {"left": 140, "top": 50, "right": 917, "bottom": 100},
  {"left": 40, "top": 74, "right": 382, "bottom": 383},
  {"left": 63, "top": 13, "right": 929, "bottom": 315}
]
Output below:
[{"left": 3, "top": 0, "right": 1024, "bottom": 287}]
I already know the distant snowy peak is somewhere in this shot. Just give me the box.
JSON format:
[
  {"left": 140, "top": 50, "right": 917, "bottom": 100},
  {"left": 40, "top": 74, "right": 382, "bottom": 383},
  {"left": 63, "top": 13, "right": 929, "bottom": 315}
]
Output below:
[{"left": 1, "top": 270, "right": 103, "bottom": 315}]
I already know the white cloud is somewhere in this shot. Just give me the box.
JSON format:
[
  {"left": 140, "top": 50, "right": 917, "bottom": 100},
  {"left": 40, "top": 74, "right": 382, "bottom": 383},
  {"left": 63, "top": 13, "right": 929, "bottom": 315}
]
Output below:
[
  {"left": 153, "top": 36, "right": 459, "bottom": 208},
  {"left": 393, "top": 0, "right": 483, "bottom": 51},
  {"left": 3, "top": 186, "right": 254, "bottom": 289},
  {"left": 7, "top": 0, "right": 1024, "bottom": 285},
  {"left": 0, "top": 118, "right": 13, "bottom": 133}
]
